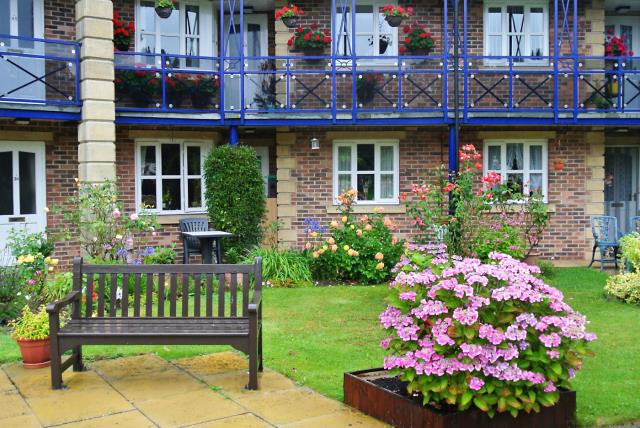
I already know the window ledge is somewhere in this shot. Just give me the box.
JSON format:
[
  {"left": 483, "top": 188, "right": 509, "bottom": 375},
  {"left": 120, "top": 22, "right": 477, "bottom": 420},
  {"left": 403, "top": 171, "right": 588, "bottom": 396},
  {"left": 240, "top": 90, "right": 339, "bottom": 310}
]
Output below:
[
  {"left": 155, "top": 213, "right": 209, "bottom": 225},
  {"left": 485, "top": 203, "right": 556, "bottom": 214},
  {"left": 325, "top": 204, "right": 406, "bottom": 214}
]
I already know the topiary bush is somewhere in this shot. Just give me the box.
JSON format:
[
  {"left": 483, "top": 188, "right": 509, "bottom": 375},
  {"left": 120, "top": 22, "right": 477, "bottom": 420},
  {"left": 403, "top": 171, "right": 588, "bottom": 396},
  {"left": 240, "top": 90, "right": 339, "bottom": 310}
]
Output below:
[
  {"left": 204, "top": 145, "right": 266, "bottom": 262},
  {"left": 605, "top": 272, "right": 640, "bottom": 305},
  {"left": 380, "top": 245, "right": 596, "bottom": 418}
]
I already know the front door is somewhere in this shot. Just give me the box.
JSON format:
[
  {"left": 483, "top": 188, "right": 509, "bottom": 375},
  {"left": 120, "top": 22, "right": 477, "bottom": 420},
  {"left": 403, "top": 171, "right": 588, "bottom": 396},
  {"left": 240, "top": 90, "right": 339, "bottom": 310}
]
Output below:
[
  {"left": 0, "top": 142, "right": 46, "bottom": 256},
  {"left": 606, "top": 17, "right": 640, "bottom": 110},
  {"left": 605, "top": 147, "right": 639, "bottom": 234},
  {"left": 223, "top": 14, "right": 269, "bottom": 111},
  {"left": 0, "top": 0, "right": 45, "bottom": 102}
]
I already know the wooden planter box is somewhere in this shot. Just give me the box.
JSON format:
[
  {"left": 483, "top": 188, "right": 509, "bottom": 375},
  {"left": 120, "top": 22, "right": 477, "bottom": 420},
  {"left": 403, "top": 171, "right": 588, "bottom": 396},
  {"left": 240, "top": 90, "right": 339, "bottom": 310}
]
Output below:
[{"left": 344, "top": 368, "right": 576, "bottom": 428}]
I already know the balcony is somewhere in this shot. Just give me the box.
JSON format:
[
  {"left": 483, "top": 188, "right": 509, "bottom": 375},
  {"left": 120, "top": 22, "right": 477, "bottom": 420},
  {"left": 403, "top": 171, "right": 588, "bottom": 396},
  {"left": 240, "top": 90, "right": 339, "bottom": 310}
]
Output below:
[{"left": 0, "top": 35, "right": 81, "bottom": 120}]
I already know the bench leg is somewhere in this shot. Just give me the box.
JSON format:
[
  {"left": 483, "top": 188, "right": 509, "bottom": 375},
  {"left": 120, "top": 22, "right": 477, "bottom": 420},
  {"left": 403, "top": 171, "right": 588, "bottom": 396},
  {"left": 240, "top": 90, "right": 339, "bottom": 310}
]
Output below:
[
  {"left": 50, "top": 339, "right": 63, "bottom": 389},
  {"left": 72, "top": 346, "right": 84, "bottom": 372},
  {"left": 258, "top": 326, "right": 263, "bottom": 372},
  {"left": 247, "top": 315, "right": 259, "bottom": 390}
]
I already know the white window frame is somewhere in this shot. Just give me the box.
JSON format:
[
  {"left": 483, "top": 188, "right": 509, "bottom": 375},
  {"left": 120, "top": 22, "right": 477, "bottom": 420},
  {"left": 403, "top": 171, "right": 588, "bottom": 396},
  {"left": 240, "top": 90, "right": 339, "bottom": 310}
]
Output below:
[
  {"left": 333, "top": 140, "right": 400, "bottom": 205},
  {"left": 134, "top": 139, "right": 213, "bottom": 214},
  {"left": 483, "top": 0, "right": 549, "bottom": 66},
  {"left": 334, "top": 0, "right": 399, "bottom": 66},
  {"left": 135, "top": 0, "right": 214, "bottom": 59},
  {"left": 483, "top": 139, "right": 548, "bottom": 202}
]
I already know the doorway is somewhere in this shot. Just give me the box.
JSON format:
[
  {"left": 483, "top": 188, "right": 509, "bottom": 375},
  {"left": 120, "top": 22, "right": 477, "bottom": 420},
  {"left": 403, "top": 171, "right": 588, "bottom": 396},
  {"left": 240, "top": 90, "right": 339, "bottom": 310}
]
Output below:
[{"left": 605, "top": 146, "right": 639, "bottom": 234}]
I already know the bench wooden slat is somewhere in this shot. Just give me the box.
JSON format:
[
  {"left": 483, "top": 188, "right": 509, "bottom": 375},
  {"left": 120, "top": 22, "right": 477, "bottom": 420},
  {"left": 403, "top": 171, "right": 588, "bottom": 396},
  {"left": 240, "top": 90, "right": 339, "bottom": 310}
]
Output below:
[
  {"left": 97, "top": 273, "right": 105, "bottom": 317},
  {"left": 194, "top": 274, "right": 201, "bottom": 318},
  {"left": 158, "top": 273, "right": 165, "bottom": 317},
  {"left": 242, "top": 272, "right": 250, "bottom": 317},
  {"left": 109, "top": 273, "right": 117, "bottom": 316},
  {"left": 122, "top": 273, "right": 129, "bottom": 318},
  {"left": 59, "top": 318, "right": 250, "bottom": 336},
  {"left": 217, "top": 273, "right": 225, "bottom": 317},
  {"left": 230, "top": 273, "right": 237, "bottom": 317},
  {"left": 182, "top": 273, "right": 189, "bottom": 317},
  {"left": 82, "top": 263, "right": 256, "bottom": 274},
  {"left": 133, "top": 273, "right": 141, "bottom": 318},
  {"left": 205, "top": 274, "right": 213, "bottom": 317},
  {"left": 145, "top": 274, "right": 153, "bottom": 317},
  {"left": 170, "top": 273, "right": 177, "bottom": 317},
  {"left": 85, "top": 274, "right": 94, "bottom": 318}
]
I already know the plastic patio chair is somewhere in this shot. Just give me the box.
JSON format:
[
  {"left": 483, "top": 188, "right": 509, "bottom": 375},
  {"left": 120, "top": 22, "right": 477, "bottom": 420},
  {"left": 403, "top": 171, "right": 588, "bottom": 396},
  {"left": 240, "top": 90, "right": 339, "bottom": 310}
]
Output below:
[
  {"left": 588, "top": 216, "right": 620, "bottom": 271},
  {"left": 179, "top": 218, "right": 209, "bottom": 264}
]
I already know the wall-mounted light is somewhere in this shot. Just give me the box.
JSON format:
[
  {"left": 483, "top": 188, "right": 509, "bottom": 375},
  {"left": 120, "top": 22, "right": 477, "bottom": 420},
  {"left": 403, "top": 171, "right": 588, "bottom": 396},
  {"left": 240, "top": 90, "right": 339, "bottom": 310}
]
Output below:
[
  {"left": 616, "top": 6, "right": 631, "bottom": 14},
  {"left": 310, "top": 137, "right": 320, "bottom": 150}
]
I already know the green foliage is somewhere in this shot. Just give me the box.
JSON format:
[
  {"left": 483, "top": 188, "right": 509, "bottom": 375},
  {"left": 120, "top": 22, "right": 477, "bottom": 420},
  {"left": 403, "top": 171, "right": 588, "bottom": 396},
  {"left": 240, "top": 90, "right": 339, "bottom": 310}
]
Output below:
[
  {"left": 619, "top": 232, "right": 640, "bottom": 272},
  {"left": 204, "top": 145, "right": 266, "bottom": 262},
  {"left": 143, "top": 245, "right": 177, "bottom": 264},
  {"left": 44, "top": 272, "right": 73, "bottom": 302},
  {"left": 536, "top": 260, "right": 557, "bottom": 278},
  {"left": 10, "top": 306, "right": 49, "bottom": 340},
  {"left": 155, "top": 0, "right": 176, "bottom": 9},
  {"left": 605, "top": 272, "right": 640, "bottom": 305},
  {"left": 0, "top": 261, "right": 23, "bottom": 323},
  {"left": 244, "top": 247, "right": 312, "bottom": 287},
  {"left": 473, "top": 223, "right": 525, "bottom": 261},
  {"left": 6, "top": 229, "right": 53, "bottom": 259}
]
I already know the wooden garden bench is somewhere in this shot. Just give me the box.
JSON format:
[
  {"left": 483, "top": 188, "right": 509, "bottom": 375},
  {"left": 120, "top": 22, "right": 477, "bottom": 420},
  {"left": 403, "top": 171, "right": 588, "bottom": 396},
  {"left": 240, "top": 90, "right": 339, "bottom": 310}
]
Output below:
[{"left": 46, "top": 257, "right": 263, "bottom": 390}]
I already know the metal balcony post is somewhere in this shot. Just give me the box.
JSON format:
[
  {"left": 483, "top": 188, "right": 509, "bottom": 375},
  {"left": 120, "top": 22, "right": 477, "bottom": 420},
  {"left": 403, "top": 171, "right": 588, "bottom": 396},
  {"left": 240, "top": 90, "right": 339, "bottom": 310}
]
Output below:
[
  {"left": 443, "top": 0, "right": 448, "bottom": 118},
  {"left": 462, "top": 0, "right": 468, "bottom": 122},
  {"left": 240, "top": 0, "right": 245, "bottom": 123},
  {"left": 351, "top": 0, "right": 356, "bottom": 123},
  {"left": 219, "top": 0, "right": 225, "bottom": 122},
  {"left": 572, "top": 0, "right": 578, "bottom": 121},
  {"left": 553, "top": 0, "right": 559, "bottom": 123},
  {"left": 229, "top": 126, "right": 239, "bottom": 145}
]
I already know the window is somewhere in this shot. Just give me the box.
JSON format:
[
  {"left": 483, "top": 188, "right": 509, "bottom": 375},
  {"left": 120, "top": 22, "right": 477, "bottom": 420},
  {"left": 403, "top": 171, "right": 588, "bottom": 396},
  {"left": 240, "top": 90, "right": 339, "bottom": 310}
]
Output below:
[
  {"left": 135, "top": 140, "right": 212, "bottom": 213},
  {"left": 334, "top": 1, "right": 398, "bottom": 61},
  {"left": 333, "top": 140, "right": 399, "bottom": 204},
  {"left": 484, "top": 1, "right": 548, "bottom": 65},
  {"left": 483, "top": 140, "right": 548, "bottom": 200}
]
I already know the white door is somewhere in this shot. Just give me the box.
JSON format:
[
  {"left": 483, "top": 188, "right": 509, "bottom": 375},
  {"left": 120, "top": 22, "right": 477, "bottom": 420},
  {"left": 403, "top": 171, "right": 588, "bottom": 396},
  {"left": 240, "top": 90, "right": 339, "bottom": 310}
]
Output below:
[
  {"left": 0, "top": 0, "right": 45, "bottom": 102},
  {"left": 223, "top": 14, "right": 269, "bottom": 111},
  {"left": 606, "top": 18, "right": 640, "bottom": 110},
  {"left": 0, "top": 142, "right": 47, "bottom": 256}
]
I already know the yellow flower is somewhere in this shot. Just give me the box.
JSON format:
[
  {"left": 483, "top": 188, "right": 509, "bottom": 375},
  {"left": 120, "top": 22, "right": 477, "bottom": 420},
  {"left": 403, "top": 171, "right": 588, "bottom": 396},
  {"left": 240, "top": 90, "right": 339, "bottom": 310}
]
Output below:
[
  {"left": 350, "top": 225, "right": 355, "bottom": 229},
  {"left": 343, "top": 245, "right": 350, "bottom": 251},
  {"left": 376, "top": 262, "right": 385, "bottom": 270},
  {"left": 312, "top": 251, "right": 320, "bottom": 258},
  {"left": 17, "top": 256, "right": 24, "bottom": 265},
  {"left": 330, "top": 220, "right": 339, "bottom": 228},
  {"left": 327, "top": 237, "right": 335, "bottom": 245},
  {"left": 318, "top": 248, "right": 325, "bottom": 255},
  {"left": 44, "top": 257, "right": 51, "bottom": 263},
  {"left": 322, "top": 245, "right": 328, "bottom": 251},
  {"left": 51, "top": 258, "right": 59, "bottom": 266},
  {"left": 341, "top": 216, "right": 348, "bottom": 223},
  {"left": 331, "top": 245, "right": 338, "bottom": 252},
  {"left": 311, "top": 232, "right": 318, "bottom": 238},
  {"left": 25, "top": 255, "right": 35, "bottom": 263},
  {"left": 115, "top": 234, "right": 123, "bottom": 240},
  {"left": 375, "top": 252, "right": 384, "bottom": 261},
  {"left": 353, "top": 251, "right": 359, "bottom": 257},
  {"left": 347, "top": 249, "right": 356, "bottom": 257},
  {"left": 48, "top": 266, "right": 54, "bottom": 272},
  {"left": 373, "top": 207, "right": 384, "bottom": 213},
  {"left": 356, "top": 229, "right": 363, "bottom": 236},
  {"left": 112, "top": 195, "right": 117, "bottom": 202}
]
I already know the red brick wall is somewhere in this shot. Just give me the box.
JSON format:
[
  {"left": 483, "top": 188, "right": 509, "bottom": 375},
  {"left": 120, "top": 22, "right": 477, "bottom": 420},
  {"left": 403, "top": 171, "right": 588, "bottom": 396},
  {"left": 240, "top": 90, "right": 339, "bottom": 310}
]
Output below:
[{"left": 284, "top": 126, "right": 596, "bottom": 260}]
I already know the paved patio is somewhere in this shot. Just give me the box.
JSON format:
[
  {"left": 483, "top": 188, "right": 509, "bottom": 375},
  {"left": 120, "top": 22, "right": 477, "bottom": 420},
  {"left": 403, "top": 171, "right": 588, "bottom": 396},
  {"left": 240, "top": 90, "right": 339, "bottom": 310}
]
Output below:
[{"left": 0, "top": 352, "right": 387, "bottom": 427}]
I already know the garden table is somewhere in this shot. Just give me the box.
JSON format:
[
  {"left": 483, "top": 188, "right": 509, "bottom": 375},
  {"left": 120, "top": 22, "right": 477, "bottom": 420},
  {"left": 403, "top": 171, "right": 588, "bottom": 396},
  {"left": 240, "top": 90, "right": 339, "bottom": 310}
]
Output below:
[{"left": 182, "top": 231, "right": 234, "bottom": 264}]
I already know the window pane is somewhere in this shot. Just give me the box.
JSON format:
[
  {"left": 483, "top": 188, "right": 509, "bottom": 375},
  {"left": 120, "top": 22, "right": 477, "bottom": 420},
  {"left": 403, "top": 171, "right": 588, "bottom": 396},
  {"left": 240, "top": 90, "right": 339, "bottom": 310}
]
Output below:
[
  {"left": 488, "top": 35, "right": 502, "bottom": 57},
  {"left": 139, "top": 1, "right": 156, "bottom": 33},
  {"left": 161, "top": 144, "right": 180, "bottom": 175},
  {"left": 188, "top": 178, "right": 202, "bottom": 208},
  {"left": 380, "top": 146, "right": 394, "bottom": 171},
  {"left": 338, "top": 174, "right": 352, "bottom": 193},
  {"left": 530, "top": 8, "right": 544, "bottom": 33},
  {"left": 488, "top": 146, "right": 501, "bottom": 170},
  {"left": 0, "top": 152, "right": 13, "bottom": 215},
  {"left": 487, "top": 7, "right": 502, "bottom": 33},
  {"left": 530, "top": 36, "right": 544, "bottom": 57},
  {"left": 139, "top": 34, "right": 156, "bottom": 54},
  {"left": 162, "top": 179, "right": 181, "bottom": 210},
  {"left": 19, "top": 152, "right": 36, "bottom": 215},
  {"left": 356, "top": 35, "right": 374, "bottom": 56},
  {"left": 161, "top": 36, "right": 180, "bottom": 54},
  {"left": 185, "top": 5, "right": 200, "bottom": 36},
  {"left": 338, "top": 146, "right": 351, "bottom": 171},
  {"left": 141, "top": 179, "right": 157, "bottom": 209},
  {"left": 0, "top": 0, "right": 9, "bottom": 36},
  {"left": 187, "top": 146, "right": 201, "bottom": 175},
  {"left": 508, "top": 6, "right": 524, "bottom": 32},
  {"left": 529, "top": 173, "right": 543, "bottom": 195},
  {"left": 357, "top": 174, "right": 375, "bottom": 200},
  {"left": 159, "top": 4, "right": 180, "bottom": 34},
  {"left": 140, "top": 146, "right": 156, "bottom": 176},
  {"left": 355, "top": 5, "right": 374, "bottom": 32},
  {"left": 507, "top": 173, "right": 523, "bottom": 194},
  {"left": 529, "top": 145, "right": 543, "bottom": 170},
  {"left": 18, "top": 0, "right": 34, "bottom": 47},
  {"left": 381, "top": 174, "right": 394, "bottom": 199},
  {"left": 357, "top": 144, "right": 375, "bottom": 171},
  {"left": 506, "top": 143, "right": 523, "bottom": 170}
]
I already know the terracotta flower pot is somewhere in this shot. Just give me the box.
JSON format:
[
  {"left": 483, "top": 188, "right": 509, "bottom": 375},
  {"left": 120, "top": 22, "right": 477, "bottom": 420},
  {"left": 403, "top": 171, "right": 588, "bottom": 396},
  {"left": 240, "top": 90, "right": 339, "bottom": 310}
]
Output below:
[
  {"left": 155, "top": 6, "right": 173, "bottom": 19},
  {"left": 385, "top": 15, "right": 404, "bottom": 27},
  {"left": 553, "top": 160, "right": 566, "bottom": 171},
  {"left": 16, "top": 338, "right": 50, "bottom": 369},
  {"left": 281, "top": 17, "right": 299, "bottom": 28}
]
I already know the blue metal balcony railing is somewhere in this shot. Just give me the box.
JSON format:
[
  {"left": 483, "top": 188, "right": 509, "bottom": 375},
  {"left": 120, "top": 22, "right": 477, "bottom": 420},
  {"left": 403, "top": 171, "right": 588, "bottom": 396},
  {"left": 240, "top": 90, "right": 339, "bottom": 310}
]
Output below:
[{"left": 0, "top": 34, "right": 80, "bottom": 108}]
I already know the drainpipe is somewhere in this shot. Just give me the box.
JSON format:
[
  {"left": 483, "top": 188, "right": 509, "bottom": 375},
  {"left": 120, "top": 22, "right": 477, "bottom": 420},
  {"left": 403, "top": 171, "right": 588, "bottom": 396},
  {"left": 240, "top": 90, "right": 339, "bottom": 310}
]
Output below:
[{"left": 229, "top": 126, "right": 239, "bottom": 146}]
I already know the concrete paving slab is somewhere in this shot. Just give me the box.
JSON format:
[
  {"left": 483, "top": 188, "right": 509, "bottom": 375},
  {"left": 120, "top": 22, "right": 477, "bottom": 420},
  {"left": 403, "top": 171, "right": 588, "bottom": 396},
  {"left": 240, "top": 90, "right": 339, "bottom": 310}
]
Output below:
[
  {"left": 25, "top": 383, "right": 134, "bottom": 426},
  {"left": 4, "top": 365, "right": 108, "bottom": 398},
  {"left": 0, "top": 368, "right": 15, "bottom": 392},
  {"left": 188, "top": 413, "right": 274, "bottom": 428},
  {"left": 135, "top": 388, "right": 246, "bottom": 428},
  {"left": 236, "top": 388, "right": 346, "bottom": 425},
  {"left": 0, "top": 413, "right": 43, "bottom": 428},
  {"left": 108, "top": 369, "right": 208, "bottom": 403},
  {"left": 0, "top": 391, "right": 32, "bottom": 420},
  {"left": 91, "top": 354, "right": 171, "bottom": 380},
  {"left": 201, "top": 369, "right": 297, "bottom": 399},
  {"left": 173, "top": 352, "right": 248, "bottom": 377},
  {"left": 60, "top": 410, "right": 156, "bottom": 428},
  {"left": 281, "top": 409, "right": 390, "bottom": 427}
]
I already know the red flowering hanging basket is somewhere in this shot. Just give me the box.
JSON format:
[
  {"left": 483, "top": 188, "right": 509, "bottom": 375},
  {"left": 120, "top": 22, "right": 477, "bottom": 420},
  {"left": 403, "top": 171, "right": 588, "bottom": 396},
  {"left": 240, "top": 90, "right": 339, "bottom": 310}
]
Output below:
[
  {"left": 113, "top": 11, "right": 134, "bottom": 52},
  {"left": 288, "top": 25, "right": 332, "bottom": 59},
  {"left": 382, "top": 4, "right": 414, "bottom": 28},
  {"left": 275, "top": 5, "right": 305, "bottom": 29}
]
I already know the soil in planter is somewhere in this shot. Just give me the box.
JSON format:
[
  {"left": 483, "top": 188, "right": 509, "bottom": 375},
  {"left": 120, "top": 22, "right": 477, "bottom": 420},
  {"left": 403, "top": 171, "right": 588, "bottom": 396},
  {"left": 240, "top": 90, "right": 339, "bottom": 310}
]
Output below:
[{"left": 370, "top": 375, "right": 458, "bottom": 414}]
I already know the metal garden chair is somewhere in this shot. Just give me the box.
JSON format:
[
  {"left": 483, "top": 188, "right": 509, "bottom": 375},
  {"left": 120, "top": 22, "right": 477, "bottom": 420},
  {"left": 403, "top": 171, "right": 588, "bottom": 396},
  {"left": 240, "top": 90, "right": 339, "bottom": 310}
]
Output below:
[
  {"left": 630, "top": 216, "right": 640, "bottom": 234},
  {"left": 179, "top": 218, "right": 210, "bottom": 264},
  {"left": 588, "top": 216, "right": 620, "bottom": 271}
]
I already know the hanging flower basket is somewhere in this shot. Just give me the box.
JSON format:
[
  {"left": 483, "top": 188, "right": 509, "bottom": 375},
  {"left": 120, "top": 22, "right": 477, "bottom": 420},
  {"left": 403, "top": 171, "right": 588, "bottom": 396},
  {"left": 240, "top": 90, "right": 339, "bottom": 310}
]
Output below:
[
  {"left": 399, "top": 24, "right": 435, "bottom": 57},
  {"left": 385, "top": 15, "right": 404, "bottom": 27},
  {"left": 275, "top": 5, "right": 304, "bottom": 29},
  {"left": 382, "top": 5, "right": 413, "bottom": 28},
  {"left": 553, "top": 160, "right": 566, "bottom": 171},
  {"left": 155, "top": 0, "right": 176, "bottom": 19},
  {"left": 288, "top": 25, "right": 331, "bottom": 61},
  {"left": 281, "top": 17, "right": 299, "bottom": 28},
  {"left": 113, "top": 11, "right": 134, "bottom": 52}
]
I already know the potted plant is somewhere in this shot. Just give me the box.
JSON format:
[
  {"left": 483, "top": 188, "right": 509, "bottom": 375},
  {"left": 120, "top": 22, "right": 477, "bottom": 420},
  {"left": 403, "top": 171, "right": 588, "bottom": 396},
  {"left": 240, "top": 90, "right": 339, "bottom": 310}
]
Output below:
[
  {"left": 381, "top": 4, "right": 413, "bottom": 28},
  {"left": 165, "top": 74, "right": 187, "bottom": 108},
  {"left": 604, "top": 30, "right": 632, "bottom": 99},
  {"left": 287, "top": 24, "right": 332, "bottom": 58},
  {"left": 356, "top": 72, "right": 383, "bottom": 106},
  {"left": 275, "top": 4, "right": 305, "bottom": 29},
  {"left": 345, "top": 245, "right": 596, "bottom": 427},
  {"left": 112, "top": 11, "right": 134, "bottom": 52},
  {"left": 553, "top": 160, "right": 566, "bottom": 171},
  {"left": 186, "top": 74, "right": 220, "bottom": 109},
  {"left": 116, "top": 68, "right": 160, "bottom": 108},
  {"left": 10, "top": 306, "right": 51, "bottom": 369},
  {"left": 155, "top": 0, "right": 176, "bottom": 19},
  {"left": 399, "top": 24, "right": 435, "bottom": 56}
]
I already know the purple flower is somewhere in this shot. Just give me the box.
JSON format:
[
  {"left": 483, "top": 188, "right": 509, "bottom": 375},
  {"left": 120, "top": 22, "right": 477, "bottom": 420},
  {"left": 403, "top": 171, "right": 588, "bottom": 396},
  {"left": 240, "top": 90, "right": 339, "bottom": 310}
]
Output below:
[{"left": 469, "top": 377, "right": 485, "bottom": 391}]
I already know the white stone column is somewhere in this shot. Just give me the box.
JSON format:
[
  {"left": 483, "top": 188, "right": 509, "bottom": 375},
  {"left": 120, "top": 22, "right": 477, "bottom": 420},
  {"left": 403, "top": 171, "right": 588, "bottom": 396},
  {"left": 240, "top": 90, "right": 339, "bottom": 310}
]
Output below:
[{"left": 76, "top": 0, "right": 116, "bottom": 182}]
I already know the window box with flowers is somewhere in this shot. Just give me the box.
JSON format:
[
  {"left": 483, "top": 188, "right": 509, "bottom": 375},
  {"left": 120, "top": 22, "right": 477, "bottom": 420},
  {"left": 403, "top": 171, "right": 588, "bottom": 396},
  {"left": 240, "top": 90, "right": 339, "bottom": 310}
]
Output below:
[
  {"left": 115, "top": 67, "right": 160, "bottom": 108},
  {"left": 155, "top": 0, "right": 177, "bottom": 18},
  {"left": 288, "top": 24, "right": 332, "bottom": 57},
  {"left": 357, "top": 72, "right": 383, "bottom": 106},
  {"left": 381, "top": 4, "right": 413, "bottom": 28},
  {"left": 186, "top": 74, "right": 221, "bottom": 109},
  {"left": 275, "top": 4, "right": 305, "bottom": 29},
  {"left": 113, "top": 11, "right": 135, "bottom": 52},
  {"left": 399, "top": 24, "right": 435, "bottom": 56}
]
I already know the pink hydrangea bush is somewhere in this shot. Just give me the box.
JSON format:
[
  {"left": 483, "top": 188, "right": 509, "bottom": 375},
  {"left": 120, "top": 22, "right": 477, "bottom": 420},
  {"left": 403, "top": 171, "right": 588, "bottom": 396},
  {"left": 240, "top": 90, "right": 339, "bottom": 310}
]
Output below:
[{"left": 380, "top": 244, "right": 596, "bottom": 417}]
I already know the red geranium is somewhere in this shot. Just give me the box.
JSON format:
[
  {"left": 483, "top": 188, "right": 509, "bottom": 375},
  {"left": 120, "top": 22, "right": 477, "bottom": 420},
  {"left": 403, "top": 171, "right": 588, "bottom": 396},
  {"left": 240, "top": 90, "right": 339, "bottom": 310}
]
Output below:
[
  {"left": 275, "top": 4, "right": 304, "bottom": 20},
  {"left": 113, "top": 11, "right": 134, "bottom": 50}
]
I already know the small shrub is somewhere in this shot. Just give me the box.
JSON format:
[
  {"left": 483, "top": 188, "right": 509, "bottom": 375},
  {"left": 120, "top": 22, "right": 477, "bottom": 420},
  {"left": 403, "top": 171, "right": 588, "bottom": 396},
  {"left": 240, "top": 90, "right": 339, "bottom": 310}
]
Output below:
[
  {"left": 605, "top": 272, "right": 640, "bottom": 305},
  {"left": 10, "top": 306, "right": 50, "bottom": 340},
  {"left": 536, "top": 260, "right": 557, "bottom": 278},
  {"left": 619, "top": 232, "right": 640, "bottom": 272},
  {"left": 381, "top": 245, "right": 596, "bottom": 418},
  {"left": 143, "top": 245, "right": 177, "bottom": 264},
  {"left": 0, "top": 257, "right": 23, "bottom": 323},
  {"left": 45, "top": 272, "right": 73, "bottom": 302},
  {"left": 244, "top": 247, "right": 312, "bottom": 287},
  {"left": 204, "top": 145, "right": 266, "bottom": 262}
]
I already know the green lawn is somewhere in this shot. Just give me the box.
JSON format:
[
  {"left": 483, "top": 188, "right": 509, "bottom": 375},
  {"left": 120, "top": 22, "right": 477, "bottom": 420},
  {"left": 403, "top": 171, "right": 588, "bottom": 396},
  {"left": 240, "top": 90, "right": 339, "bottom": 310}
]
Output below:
[{"left": 1, "top": 268, "right": 638, "bottom": 427}]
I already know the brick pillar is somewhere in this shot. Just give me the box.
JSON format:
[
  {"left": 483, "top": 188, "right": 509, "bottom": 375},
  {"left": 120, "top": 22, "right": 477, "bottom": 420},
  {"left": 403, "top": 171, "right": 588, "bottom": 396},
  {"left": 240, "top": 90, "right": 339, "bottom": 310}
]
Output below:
[
  {"left": 76, "top": 0, "right": 116, "bottom": 182},
  {"left": 276, "top": 129, "right": 298, "bottom": 247},
  {"left": 583, "top": 129, "right": 605, "bottom": 259}
]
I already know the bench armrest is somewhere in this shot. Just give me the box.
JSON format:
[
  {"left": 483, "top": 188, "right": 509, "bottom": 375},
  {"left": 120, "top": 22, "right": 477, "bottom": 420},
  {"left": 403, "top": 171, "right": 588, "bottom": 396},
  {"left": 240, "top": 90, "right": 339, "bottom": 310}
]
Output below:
[
  {"left": 248, "top": 289, "right": 262, "bottom": 314},
  {"left": 46, "top": 290, "right": 81, "bottom": 314}
]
